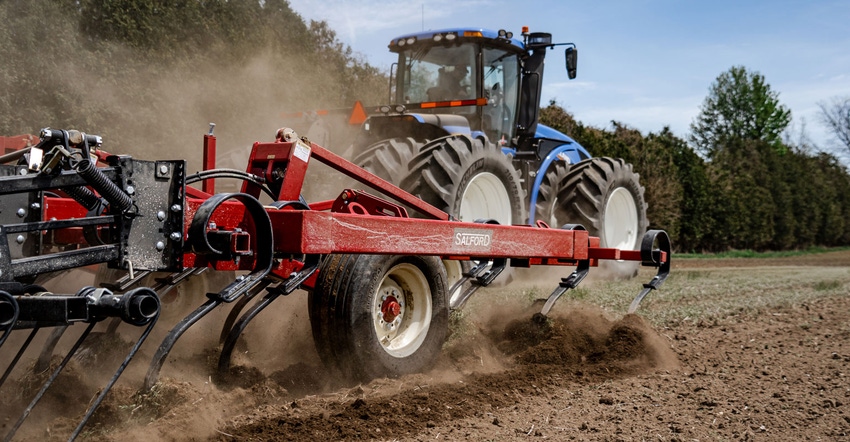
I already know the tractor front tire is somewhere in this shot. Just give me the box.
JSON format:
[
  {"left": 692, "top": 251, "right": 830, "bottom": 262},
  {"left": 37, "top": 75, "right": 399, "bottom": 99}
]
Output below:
[
  {"left": 308, "top": 253, "right": 449, "bottom": 382},
  {"left": 353, "top": 137, "right": 425, "bottom": 189},
  {"left": 412, "top": 135, "right": 525, "bottom": 225}
]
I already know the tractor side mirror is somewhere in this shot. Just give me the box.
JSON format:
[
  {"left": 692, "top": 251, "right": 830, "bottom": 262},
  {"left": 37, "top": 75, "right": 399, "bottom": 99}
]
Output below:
[{"left": 565, "top": 47, "right": 577, "bottom": 79}]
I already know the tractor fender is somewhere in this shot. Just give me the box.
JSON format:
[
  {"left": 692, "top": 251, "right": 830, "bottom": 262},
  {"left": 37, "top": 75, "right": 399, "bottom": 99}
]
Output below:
[{"left": 527, "top": 142, "right": 591, "bottom": 224}]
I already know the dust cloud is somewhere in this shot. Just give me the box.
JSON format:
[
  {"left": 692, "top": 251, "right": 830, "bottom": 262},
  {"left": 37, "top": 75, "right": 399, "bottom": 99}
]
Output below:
[{"left": 0, "top": 11, "right": 678, "bottom": 440}]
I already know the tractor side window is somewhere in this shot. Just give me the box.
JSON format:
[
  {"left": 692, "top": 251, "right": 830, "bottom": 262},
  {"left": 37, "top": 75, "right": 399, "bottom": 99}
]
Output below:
[
  {"left": 397, "top": 44, "right": 477, "bottom": 107},
  {"left": 482, "top": 48, "right": 519, "bottom": 143}
]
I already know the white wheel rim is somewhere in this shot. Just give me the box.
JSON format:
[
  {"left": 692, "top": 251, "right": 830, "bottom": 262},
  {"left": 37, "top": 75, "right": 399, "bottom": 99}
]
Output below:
[
  {"left": 458, "top": 172, "right": 512, "bottom": 224},
  {"left": 604, "top": 187, "right": 639, "bottom": 250},
  {"left": 372, "top": 263, "right": 432, "bottom": 358}
]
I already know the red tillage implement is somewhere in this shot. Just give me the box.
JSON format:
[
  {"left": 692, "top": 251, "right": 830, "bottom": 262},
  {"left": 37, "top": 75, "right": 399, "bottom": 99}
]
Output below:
[{"left": 0, "top": 127, "right": 669, "bottom": 441}]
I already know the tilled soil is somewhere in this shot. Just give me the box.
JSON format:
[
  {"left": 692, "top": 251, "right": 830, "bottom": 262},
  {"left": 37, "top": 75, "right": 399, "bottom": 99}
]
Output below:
[
  {"left": 208, "top": 296, "right": 849, "bottom": 441},
  {"left": 1, "top": 252, "right": 849, "bottom": 441}
]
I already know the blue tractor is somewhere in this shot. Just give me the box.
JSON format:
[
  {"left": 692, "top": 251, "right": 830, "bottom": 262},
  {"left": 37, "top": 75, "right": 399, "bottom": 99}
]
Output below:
[
  {"left": 350, "top": 27, "right": 648, "bottom": 257},
  {"left": 307, "top": 28, "right": 649, "bottom": 381}
]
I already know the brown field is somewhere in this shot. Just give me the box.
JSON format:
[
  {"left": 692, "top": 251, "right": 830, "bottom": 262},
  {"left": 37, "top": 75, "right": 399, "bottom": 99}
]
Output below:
[{"left": 1, "top": 250, "right": 849, "bottom": 441}]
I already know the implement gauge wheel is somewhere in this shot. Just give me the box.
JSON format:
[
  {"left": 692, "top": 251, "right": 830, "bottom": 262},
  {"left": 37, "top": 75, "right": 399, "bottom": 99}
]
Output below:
[{"left": 308, "top": 254, "right": 448, "bottom": 381}]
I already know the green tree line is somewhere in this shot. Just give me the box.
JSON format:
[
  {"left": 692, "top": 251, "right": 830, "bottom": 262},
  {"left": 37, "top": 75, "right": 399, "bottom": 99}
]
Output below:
[{"left": 540, "top": 81, "right": 850, "bottom": 252}]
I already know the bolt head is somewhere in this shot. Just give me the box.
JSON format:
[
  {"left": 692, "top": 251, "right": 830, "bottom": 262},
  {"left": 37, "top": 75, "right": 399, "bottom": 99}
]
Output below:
[
  {"left": 169, "top": 232, "right": 182, "bottom": 241},
  {"left": 155, "top": 241, "right": 165, "bottom": 251},
  {"left": 159, "top": 164, "right": 169, "bottom": 174},
  {"left": 157, "top": 211, "right": 166, "bottom": 221},
  {"left": 15, "top": 235, "right": 25, "bottom": 244},
  {"left": 170, "top": 204, "right": 182, "bottom": 213},
  {"left": 125, "top": 185, "right": 135, "bottom": 195},
  {"left": 16, "top": 208, "right": 25, "bottom": 218}
]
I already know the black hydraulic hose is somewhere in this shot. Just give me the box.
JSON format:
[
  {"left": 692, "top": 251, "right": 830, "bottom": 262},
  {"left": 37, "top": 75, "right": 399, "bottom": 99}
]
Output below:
[
  {"left": 76, "top": 159, "right": 133, "bottom": 213},
  {"left": 185, "top": 169, "right": 275, "bottom": 200},
  {"left": 63, "top": 185, "right": 102, "bottom": 212}
]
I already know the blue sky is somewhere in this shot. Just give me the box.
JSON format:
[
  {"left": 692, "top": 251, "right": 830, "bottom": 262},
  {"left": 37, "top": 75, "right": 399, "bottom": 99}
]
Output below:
[{"left": 287, "top": 0, "right": 850, "bottom": 149}]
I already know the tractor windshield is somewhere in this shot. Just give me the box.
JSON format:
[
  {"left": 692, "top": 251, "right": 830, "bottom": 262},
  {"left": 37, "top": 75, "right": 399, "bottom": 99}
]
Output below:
[
  {"left": 396, "top": 43, "right": 477, "bottom": 104},
  {"left": 393, "top": 40, "right": 520, "bottom": 143}
]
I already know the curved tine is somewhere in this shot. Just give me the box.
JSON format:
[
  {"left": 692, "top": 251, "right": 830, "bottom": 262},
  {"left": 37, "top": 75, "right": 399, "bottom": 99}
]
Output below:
[
  {"left": 539, "top": 258, "right": 590, "bottom": 317},
  {"left": 627, "top": 286, "right": 653, "bottom": 315},
  {"left": 143, "top": 299, "right": 219, "bottom": 391},
  {"left": 35, "top": 326, "right": 67, "bottom": 372},
  {"left": 218, "top": 255, "right": 321, "bottom": 374},
  {"left": 71, "top": 313, "right": 160, "bottom": 441},
  {"left": 0, "top": 328, "right": 38, "bottom": 389},
  {"left": 218, "top": 261, "right": 318, "bottom": 375},
  {"left": 218, "top": 282, "right": 268, "bottom": 345},
  {"left": 3, "top": 322, "right": 96, "bottom": 442},
  {"left": 218, "top": 289, "right": 280, "bottom": 375}
]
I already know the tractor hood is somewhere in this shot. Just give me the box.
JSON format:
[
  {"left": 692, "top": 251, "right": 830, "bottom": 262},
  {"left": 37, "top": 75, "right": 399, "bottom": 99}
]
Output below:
[{"left": 535, "top": 124, "right": 578, "bottom": 145}]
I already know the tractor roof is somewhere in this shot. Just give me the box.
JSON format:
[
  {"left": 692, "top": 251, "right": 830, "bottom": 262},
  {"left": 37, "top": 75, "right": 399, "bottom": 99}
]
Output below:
[{"left": 388, "top": 28, "right": 525, "bottom": 52}]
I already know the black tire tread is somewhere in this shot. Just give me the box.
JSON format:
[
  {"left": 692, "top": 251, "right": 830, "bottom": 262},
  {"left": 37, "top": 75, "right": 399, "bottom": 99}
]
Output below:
[
  {"left": 409, "top": 135, "right": 526, "bottom": 224},
  {"left": 554, "top": 157, "right": 648, "bottom": 249},
  {"left": 534, "top": 160, "right": 570, "bottom": 227},
  {"left": 309, "top": 254, "right": 448, "bottom": 381},
  {"left": 353, "top": 137, "right": 425, "bottom": 190}
]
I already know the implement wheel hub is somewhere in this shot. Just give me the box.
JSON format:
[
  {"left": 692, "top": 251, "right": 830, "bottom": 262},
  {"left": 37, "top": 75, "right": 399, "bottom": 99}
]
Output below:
[{"left": 381, "top": 296, "right": 401, "bottom": 323}]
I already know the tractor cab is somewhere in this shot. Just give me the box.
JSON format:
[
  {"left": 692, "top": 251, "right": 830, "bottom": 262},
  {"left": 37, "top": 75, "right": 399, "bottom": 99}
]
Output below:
[
  {"left": 383, "top": 27, "right": 579, "bottom": 151},
  {"left": 387, "top": 28, "right": 526, "bottom": 145}
]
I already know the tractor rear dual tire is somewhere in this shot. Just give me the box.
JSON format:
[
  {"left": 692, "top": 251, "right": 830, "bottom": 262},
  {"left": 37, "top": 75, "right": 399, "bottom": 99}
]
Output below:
[
  {"left": 540, "top": 157, "right": 648, "bottom": 278},
  {"left": 354, "top": 134, "right": 526, "bottom": 226}
]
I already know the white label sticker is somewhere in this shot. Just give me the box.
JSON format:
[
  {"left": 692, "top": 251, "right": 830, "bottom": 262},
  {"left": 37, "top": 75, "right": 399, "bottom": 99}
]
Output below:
[
  {"left": 452, "top": 228, "right": 493, "bottom": 251},
  {"left": 293, "top": 140, "right": 311, "bottom": 163}
]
